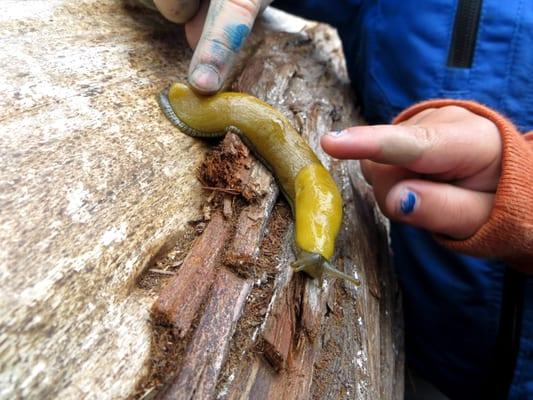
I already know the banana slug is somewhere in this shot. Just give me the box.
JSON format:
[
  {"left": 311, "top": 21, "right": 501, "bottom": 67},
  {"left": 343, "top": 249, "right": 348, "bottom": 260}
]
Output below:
[{"left": 158, "top": 83, "right": 359, "bottom": 286}]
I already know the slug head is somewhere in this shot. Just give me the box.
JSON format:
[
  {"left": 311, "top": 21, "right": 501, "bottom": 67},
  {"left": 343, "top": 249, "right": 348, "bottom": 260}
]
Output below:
[{"left": 291, "top": 251, "right": 360, "bottom": 286}]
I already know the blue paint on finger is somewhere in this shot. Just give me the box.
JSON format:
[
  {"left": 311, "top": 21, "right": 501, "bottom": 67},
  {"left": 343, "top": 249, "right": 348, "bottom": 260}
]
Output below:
[
  {"left": 400, "top": 191, "right": 417, "bottom": 215},
  {"left": 210, "top": 41, "right": 226, "bottom": 66},
  {"left": 225, "top": 23, "right": 250, "bottom": 52}
]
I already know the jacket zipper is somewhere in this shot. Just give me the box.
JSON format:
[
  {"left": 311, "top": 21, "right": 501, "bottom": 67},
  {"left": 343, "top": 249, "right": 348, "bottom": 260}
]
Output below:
[
  {"left": 484, "top": 268, "right": 525, "bottom": 398},
  {"left": 447, "top": 0, "right": 483, "bottom": 68}
]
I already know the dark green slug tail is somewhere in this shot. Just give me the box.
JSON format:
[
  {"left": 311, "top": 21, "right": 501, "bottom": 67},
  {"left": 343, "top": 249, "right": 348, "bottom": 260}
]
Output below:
[
  {"left": 157, "top": 88, "right": 226, "bottom": 138},
  {"left": 157, "top": 88, "right": 183, "bottom": 130}
]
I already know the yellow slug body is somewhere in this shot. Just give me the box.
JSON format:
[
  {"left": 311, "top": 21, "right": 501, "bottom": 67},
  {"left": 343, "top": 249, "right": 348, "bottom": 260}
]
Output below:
[
  {"left": 294, "top": 163, "right": 343, "bottom": 261},
  {"left": 160, "top": 83, "right": 359, "bottom": 285}
]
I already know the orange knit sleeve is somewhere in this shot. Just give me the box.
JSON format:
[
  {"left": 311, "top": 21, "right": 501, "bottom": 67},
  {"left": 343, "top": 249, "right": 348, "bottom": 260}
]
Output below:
[{"left": 394, "top": 100, "right": 533, "bottom": 273}]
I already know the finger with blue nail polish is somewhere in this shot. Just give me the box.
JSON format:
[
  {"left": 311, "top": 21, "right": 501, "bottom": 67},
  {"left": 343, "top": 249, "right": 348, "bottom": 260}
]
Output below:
[{"left": 385, "top": 180, "right": 494, "bottom": 239}]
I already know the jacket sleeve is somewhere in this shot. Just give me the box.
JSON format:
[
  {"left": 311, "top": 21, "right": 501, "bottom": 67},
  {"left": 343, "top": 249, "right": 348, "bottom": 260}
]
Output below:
[
  {"left": 394, "top": 100, "right": 533, "bottom": 273},
  {"left": 272, "top": 0, "right": 361, "bottom": 29}
]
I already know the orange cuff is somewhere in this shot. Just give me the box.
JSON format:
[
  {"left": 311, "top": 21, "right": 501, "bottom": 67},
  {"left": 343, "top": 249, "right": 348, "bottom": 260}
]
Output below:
[{"left": 394, "top": 100, "right": 533, "bottom": 273}]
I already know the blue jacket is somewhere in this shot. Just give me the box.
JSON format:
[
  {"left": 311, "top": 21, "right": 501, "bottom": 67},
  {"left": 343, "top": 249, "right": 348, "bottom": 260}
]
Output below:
[{"left": 274, "top": 1, "right": 533, "bottom": 398}]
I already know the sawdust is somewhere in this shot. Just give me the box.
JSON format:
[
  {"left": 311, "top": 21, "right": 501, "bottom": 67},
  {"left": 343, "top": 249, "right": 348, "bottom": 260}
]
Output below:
[
  {"left": 131, "top": 323, "right": 190, "bottom": 400},
  {"left": 198, "top": 134, "right": 256, "bottom": 201}
]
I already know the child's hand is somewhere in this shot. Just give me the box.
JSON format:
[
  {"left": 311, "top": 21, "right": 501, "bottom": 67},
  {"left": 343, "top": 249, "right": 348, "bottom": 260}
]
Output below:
[
  {"left": 153, "top": 0, "right": 271, "bottom": 94},
  {"left": 321, "top": 106, "right": 503, "bottom": 239}
]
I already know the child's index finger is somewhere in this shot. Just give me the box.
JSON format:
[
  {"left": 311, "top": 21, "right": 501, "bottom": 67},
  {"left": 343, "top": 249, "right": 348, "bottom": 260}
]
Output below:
[{"left": 321, "top": 124, "right": 428, "bottom": 165}]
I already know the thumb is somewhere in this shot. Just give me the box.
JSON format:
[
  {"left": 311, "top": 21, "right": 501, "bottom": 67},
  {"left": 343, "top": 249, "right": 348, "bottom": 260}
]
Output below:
[
  {"left": 384, "top": 180, "right": 494, "bottom": 239},
  {"left": 188, "top": 0, "right": 263, "bottom": 94}
]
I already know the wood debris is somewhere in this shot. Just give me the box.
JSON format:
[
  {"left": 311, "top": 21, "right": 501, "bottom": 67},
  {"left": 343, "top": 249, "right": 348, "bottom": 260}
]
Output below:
[
  {"left": 156, "top": 270, "right": 252, "bottom": 400},
  {"left": 152, "top": 212, "right": 230, "bottom": 338},
  {"left": 136, "top": 23, "right": 402, "bottom": 400},
  {"left": 224, "top": 162, "right": 279, "bottom": 277}
]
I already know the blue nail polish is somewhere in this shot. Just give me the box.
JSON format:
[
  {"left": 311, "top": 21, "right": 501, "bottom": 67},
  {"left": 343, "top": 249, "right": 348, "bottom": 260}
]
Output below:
[
  {"left": 400, "top": 191, "right": 417, "bottom": 215},
  {"left": 329, "top": 130, "right": 344, "bottom": 137}
]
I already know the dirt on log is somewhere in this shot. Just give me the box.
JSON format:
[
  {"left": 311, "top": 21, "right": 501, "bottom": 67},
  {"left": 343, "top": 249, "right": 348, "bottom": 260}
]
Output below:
[{"left": 0, "top": 1, "right": 402, "bottom": 399}]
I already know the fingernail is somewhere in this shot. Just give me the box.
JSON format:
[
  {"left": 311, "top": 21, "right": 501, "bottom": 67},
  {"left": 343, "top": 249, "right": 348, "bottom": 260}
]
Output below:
[
  {"left": 328, "top": 130, "right": 345, "bottom": 137},
  {"left": 189, "top": 64, "right": 221, "bottom": 93},
  {"left": 399, "top": 190, "right": 418, "bottom": 215}
]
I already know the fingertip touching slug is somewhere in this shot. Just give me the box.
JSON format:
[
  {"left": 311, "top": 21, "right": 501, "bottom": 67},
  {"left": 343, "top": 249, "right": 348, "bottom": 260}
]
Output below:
[{"left": 158, "top": 82, "right": 360, "bottom": 286}]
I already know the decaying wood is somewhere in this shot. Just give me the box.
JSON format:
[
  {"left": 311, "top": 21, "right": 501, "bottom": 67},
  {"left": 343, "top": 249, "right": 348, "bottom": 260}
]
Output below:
[
  {"left": 156, "top": 269, "right": 252, "bottom": 400},
  {"left": 152, "top": 213, "right": 230, "bottom": 338},
  {"left": 0, "top": 1, "right": 402, "bottom": 399},
  {"left": 198, "top": 133, "right": 253, "bottom": 198},
  {"left": 0, "top": 2, "right": 209, "bottom": 398},
  {"left": 225, "top": 163, "right": 278, "bottom": 276},
  {"left": 151, "top": 21, "right": 403, "bottom": 400},
  {"left": 196, "top": 131, "right": 280, "bottom": 276},
  {"left": 215, "top": 24, "right": 403, "bottom": 400}
]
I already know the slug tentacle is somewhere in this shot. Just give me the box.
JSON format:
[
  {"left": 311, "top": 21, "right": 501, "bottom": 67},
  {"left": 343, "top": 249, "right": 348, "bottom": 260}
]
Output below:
[
  {"left": 158, "top": 82, "right": 360, "bottom": 286},
  {"left": 291, "top": 251, "right": 361, "bottom": 286},
  {"left": 291, "top": 252, "right": 322, "bottom": 271}
]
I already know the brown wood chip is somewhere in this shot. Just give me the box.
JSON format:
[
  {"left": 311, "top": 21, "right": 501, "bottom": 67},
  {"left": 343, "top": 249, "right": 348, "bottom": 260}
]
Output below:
[{"left": 152, "top": 212, "right": 230, "bottom": 338}]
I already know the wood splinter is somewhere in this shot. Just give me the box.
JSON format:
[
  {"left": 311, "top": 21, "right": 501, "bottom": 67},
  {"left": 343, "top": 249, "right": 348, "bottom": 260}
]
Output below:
[{"left": 152, "top": 212, "right": 229, "bottom": 338}]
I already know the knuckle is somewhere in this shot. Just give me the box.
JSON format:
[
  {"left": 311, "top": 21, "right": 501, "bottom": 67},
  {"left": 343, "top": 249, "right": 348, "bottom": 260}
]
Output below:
[
  {"left": 411, "top": 125, "right": 432, "bottom": 142},
  {"left": 410, "top": 125, "right": 438, "bottom": 149},
  {"left": 433, "top": 191, "right": 464, "bottom": 235}
]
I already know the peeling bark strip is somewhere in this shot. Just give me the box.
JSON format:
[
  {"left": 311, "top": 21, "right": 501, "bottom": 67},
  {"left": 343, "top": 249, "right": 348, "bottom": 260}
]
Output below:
[
  {"left": 156, "top": 269, "right": 252, "bottom": 400},
  {"left": 259, "top": 288, "right": 295, "bottom": 372},
  {"left": 152, "top": 213, "right": 230, "bottom": 338},
  {"left": 225, "top": 163, "right": 279, "bottom": 276}
]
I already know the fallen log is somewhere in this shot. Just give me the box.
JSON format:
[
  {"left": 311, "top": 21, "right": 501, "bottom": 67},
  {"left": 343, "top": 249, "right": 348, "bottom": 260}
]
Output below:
[{"left": 0, "top": 2, "right": 402, "bottom": 399}]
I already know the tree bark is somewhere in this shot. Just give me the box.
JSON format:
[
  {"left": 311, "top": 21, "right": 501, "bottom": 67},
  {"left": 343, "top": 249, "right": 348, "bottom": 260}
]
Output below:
[{"left": 0, "top": 2, "right": 402, "bottom": 399}]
